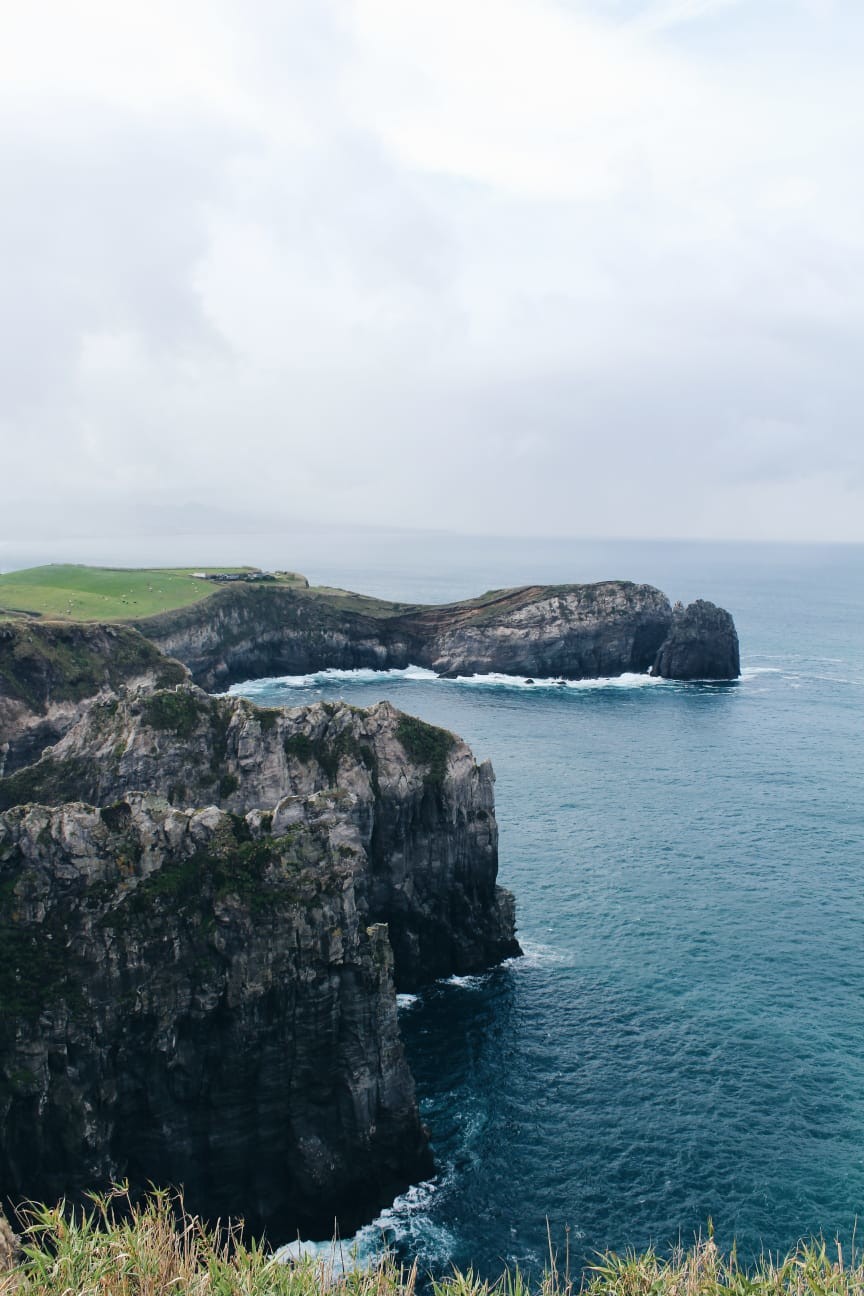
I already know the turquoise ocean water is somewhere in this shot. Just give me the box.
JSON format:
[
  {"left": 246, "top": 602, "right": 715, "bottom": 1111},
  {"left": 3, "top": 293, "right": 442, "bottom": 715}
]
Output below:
[
  {"left": 4, "top": 534, "right": 862, "bottom": 1273},
  {"left": 229, "top": 537, "right": 864, "bottom": 1274}
]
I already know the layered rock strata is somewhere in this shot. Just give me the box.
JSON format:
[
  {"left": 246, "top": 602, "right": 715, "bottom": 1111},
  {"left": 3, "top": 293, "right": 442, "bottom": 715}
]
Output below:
[{"left": 0, "top": 689, "right": 517, "bottom": 985}]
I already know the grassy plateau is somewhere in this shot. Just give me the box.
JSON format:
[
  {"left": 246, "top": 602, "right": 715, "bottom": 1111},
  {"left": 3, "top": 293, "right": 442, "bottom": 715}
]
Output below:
[
  {"left": 1, "top": 1189, "right": 863, "bottom": 1296},
  {"left": 0, "top": 566, "right": 307, "bottom": 622}
]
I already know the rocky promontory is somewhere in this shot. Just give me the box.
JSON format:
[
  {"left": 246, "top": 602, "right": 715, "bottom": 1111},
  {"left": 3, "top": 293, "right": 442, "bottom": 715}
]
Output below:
[
  {"left": 0, "top": 564, "right": 740, "bottom": 1237},
  {"left": 130, "top": 579, "right": 740, "bottom": 690},
  {"left": 0, "top": 681, "right": 518, "bottom": 1233}
]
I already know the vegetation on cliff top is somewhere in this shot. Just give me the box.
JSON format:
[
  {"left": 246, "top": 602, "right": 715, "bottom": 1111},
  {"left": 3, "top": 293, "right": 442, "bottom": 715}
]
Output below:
[
  {"left": 396, "top": 715, "right": 456, "bottom": 789},
  {"left": 0, "top": 621, "right": 185, "bottom": 712},
  {"left": 0, "top": 565, "right": 307, "bottom": 623},
  {"left": 1, "top": 1189, "right": 862, "bottom": 1296},
  {"left": 0, "top": 564, "right": 646, "bottom": 630}
]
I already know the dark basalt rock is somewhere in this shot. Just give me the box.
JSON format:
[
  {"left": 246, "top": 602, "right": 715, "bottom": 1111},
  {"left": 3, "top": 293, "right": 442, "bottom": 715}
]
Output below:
[
  {"left": 0, "top": 690, "right": 519, "bottom": 986},
  {"left": 0, "top": 797, "right": 432, "bottom": 1236},
  {"left": 652, "top": 600, "right": 741, "bottom": 681},
  {"left": 0, "top": 689, "right": 518, "bottom": 1232}
]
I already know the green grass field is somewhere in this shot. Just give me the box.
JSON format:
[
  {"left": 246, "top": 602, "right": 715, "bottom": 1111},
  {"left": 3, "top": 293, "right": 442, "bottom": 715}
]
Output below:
[{"left": 0, "top": 565, "right": 307, "bottom": 622}]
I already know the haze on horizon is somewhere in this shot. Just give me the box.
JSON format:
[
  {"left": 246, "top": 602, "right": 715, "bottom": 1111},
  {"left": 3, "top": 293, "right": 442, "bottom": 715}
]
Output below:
[{"left": 2, "top": 0, "right": 863, "bottom": 546}]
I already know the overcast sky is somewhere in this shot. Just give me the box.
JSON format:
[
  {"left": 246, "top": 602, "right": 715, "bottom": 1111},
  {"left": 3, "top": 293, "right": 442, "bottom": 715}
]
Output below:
[{"left": 3, "top": 0, "right": 863, "bottom": 543}]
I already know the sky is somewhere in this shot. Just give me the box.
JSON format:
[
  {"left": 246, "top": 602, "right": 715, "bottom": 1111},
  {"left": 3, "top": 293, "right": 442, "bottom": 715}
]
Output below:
[{"left": 2, "top": 0, "right": 863, "bottom": 544}]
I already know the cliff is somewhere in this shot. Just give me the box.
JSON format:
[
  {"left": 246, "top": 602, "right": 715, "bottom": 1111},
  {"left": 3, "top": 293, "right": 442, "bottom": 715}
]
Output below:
[
  {"left": 0, "top": 621, "right": 187, "bottom": 777},
  {"left": 129, "top": 579, "right": 739, "bottom": 689},
  {"left": 1, "top": 571, "right": 741, "bottom": 694},
  {"left": 0, "top": 688, "right": 517, "bottom": 986},
  {"left": 0, "top": 686, "right": 518, "bottom": 1231},
  {"left": 0, "top": 795, "right": 431, "bottom": 1235},
  {"left": 0, "top": 564, "right": 739, "bottom": 1236}
]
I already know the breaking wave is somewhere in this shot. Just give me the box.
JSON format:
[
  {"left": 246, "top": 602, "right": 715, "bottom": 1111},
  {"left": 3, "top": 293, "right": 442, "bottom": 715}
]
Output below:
[{"left": 229, "top": 665, "right": 667, "bottom": 697}]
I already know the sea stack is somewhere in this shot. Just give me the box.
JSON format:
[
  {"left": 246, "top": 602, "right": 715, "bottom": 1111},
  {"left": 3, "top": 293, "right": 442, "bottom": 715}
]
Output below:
[{"left": 652, "top": 599, "right": 741, "bottom": 681}]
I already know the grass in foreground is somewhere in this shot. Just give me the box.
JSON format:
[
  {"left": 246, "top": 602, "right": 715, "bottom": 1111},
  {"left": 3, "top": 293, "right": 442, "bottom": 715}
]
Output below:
[
  {"left": 2, "top": 1189, "right": 864, "bottom": 1296},
  {"left": 0, "top": 566, "right": 307, "bottom": 622}
]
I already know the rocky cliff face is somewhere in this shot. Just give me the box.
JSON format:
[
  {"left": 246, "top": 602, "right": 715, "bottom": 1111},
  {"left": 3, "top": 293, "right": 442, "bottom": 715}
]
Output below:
[
  {"left": 0, "top": 622, "right": 187, "bottom": 778},
  {"left": 0, "top": 795, "right": 431, "bottom": 1236},
  {"left": 131, "top": 586, "right": 402, "bottom": 691},
  {"left": 0, "top": 688, "right": 518, "bottom": 986},
  {"left": 0, "top": 685, "right": 518, "bottom": 1231},
  {"left": 132, "top": 580, "right": 740, "bottom": 689},
  {"left": 400, "top": 582, "right": 673, "bottom": 678},
  {"left": 652, "top": 600, "right": 741, "bottom": 681}
]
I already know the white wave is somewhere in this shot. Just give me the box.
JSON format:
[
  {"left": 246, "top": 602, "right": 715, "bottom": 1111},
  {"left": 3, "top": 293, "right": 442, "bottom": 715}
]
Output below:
[
  {"left": 353, "top": 1176, "right": 458, "bottom": 1270},
  {"left": 231, "top": 664, "right": 684, "bottom": 698},
  {"left": 275, "top": 1236, "right": 363, "bottom": 1274},
  {"left": 396, "top": 992, "right": 420, "bottom": 1010},
  {"left": 565, "top": 671, "right": 660, "bottom": 690},
  {"left": 276, "top": 1175, "right": 456, "bottom": 1273},
  {"left": 450, "top": 670, "right": 660, "bottom": 691},
  {"left": 228, "top": 666, "right": 439, "bottom": 694},
  {"left": 441, "top": 971, "right": 491, "bottom": 989}
]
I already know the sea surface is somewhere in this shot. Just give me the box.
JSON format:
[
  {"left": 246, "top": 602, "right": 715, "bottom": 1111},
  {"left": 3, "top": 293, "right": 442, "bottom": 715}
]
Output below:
[
  {"left": 229, "top": 537, "right": 864, "bottom": 1276},
  {"left": 5, "top": 533, "right": 863, "bottom": 1275}
]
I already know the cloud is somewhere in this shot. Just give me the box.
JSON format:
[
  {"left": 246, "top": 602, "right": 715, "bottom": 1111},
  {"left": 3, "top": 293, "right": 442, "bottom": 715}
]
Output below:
[
  {"left": 1, "top": 0, "right": 863, "bottom": 543},
  {"left": 631, "top": 0, "right": 745, "bottom": 32}
]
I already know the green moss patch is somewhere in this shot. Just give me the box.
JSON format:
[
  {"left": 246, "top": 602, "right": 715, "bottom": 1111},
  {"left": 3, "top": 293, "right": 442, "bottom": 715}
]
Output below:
[
  {"left": 140, "top": 690, "right": 206, "bottom": 739},
  {"left": 0, "top": 756, "right": 102, "bottom": 812},
  {"left": 284, "top": 728, "right": 378, "bottom": 787},
  {"left": 395, "top": 715, "right": 455, "bottom": 789},
  {"left": 0, "top": 621, "right": 185, "bottom": 713}
]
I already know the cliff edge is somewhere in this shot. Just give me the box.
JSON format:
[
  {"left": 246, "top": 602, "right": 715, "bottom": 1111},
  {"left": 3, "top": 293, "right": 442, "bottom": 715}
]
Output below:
[{"left": 0, "top": 685, "right": 518, "bottom": 1234}]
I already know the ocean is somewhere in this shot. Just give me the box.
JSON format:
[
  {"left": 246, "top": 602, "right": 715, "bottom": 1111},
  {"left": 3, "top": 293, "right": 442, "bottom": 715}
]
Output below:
[
  {"left": 230, "top": 535, "right": 864, "bottom": 1275},
  {"left": 5, "top": 533, "right": 863, "bottom": 1274}
]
